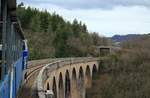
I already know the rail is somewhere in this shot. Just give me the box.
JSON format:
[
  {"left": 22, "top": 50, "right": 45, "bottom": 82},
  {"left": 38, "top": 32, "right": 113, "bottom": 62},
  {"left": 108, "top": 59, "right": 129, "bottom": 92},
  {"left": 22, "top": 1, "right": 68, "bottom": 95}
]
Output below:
[{"left": 25, "top": 58, "right": 69, "bottom": 82}]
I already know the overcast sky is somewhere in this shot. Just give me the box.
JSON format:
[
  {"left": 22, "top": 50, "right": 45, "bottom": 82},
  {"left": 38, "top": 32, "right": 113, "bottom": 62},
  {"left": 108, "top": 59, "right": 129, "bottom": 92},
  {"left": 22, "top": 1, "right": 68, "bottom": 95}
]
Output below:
[{"left": 18, "top": 0, "right": 150, "bottom": 37}]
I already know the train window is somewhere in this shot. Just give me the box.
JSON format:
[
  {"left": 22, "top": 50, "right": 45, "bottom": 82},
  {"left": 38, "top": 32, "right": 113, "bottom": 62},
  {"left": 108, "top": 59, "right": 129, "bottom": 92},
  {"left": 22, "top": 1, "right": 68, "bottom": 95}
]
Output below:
[
  {"left": 0, "top": 44, "right": 1, "bottom": 80},
  {"left": 0, "top": 49, "right": 1, "bottom": 59},
  {"left": 0, "top": 22, "right": 2, "bottom": 80},
  {"left": 0, "top": 66, "right": 1, "bottom": 80},
  {"left": 0, "top": 25, "right": 1, "bottom": 45},
  {"left": 0, "top": 26, "right": 2, "bottom": 43},
  {"left": 23, "top": 42, "right": 25, "bottom": 50}
]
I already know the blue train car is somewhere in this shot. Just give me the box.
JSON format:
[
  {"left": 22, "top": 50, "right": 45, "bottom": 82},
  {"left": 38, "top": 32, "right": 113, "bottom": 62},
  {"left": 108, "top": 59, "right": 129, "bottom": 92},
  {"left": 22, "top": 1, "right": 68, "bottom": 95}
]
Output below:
[
  {"left": 0, "top": 45, "right": 11, "bottom": 98},
  {"left": 0, "top": 0, "right": 28, "bottom": 98},
  {"left": 22, "top": 40, "right": 28, "bottom": 81}
]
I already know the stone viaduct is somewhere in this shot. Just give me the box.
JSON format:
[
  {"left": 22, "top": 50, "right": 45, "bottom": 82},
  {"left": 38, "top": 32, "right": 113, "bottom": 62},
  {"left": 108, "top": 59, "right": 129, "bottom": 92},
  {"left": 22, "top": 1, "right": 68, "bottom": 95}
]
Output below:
[{"left": 37, "top": 57, "right": 99, "bottom": 98}]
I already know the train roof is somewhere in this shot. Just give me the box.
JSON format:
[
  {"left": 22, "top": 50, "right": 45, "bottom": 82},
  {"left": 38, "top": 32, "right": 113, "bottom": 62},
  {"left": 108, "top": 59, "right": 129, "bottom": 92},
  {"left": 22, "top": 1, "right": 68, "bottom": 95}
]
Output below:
[{"left": 7, "top": 0, "right": 25, "bottom": 39}]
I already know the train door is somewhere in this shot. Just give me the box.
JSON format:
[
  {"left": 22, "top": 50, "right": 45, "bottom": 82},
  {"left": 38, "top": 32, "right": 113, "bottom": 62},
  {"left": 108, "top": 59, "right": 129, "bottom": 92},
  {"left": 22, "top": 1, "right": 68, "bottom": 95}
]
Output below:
[
  {"left": 22, "top": 40, "right": 28, "bottom": 70},
  {"left": 0, "top": 45, "right": 2, "bottom": 81},
  {"left": 22, "top": 40, "right": 28, "bottom": 81}
]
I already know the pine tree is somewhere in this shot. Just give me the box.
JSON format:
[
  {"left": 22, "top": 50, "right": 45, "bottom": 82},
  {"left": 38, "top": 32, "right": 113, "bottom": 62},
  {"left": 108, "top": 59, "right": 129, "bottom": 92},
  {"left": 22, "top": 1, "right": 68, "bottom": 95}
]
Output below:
[
  {"left": 40, "top": 11, "right": 49, "bottom": 32},
  {"left": 72, "top": 19, "right": 80, "bottom": 37},
  {"left": 30, "top": 15, "right": 41, "bottom": 32}
]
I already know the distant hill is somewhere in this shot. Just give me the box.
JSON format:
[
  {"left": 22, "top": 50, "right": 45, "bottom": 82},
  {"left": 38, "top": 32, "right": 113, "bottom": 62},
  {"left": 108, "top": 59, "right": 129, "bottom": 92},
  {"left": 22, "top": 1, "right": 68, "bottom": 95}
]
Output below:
[{"left": 112, "top": 34, "right": 150, "bottom": 42}]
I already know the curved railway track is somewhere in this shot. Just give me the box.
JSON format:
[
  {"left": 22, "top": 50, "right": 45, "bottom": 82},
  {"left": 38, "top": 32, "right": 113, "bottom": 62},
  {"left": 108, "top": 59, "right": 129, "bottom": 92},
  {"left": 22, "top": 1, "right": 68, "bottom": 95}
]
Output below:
[
  {"left": 17, "top": 58, "right": 84, "bottom": 98},
  {"left": 17, "top": 59, "right": 61, "bottom": 98},
  {"left": 25, "top": 58, "right": 64, "bottom": 82},
  {"left": 25, "top": 63, "right": 48, "bottom": 82}
]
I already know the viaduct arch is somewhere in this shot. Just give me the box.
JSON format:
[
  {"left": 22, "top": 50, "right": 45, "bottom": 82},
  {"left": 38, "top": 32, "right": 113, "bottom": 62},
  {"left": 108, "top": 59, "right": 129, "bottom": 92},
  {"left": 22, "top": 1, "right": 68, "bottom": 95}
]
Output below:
[{"left": 38, "top": 58, "right": 99, "bottom": 98}]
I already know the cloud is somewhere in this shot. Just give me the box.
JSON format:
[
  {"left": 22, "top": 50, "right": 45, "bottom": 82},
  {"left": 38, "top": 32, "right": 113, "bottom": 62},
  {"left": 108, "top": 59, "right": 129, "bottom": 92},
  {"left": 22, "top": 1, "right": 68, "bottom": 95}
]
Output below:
[{"left": 18, "top": 0, "right": 150, "bottom": 9}]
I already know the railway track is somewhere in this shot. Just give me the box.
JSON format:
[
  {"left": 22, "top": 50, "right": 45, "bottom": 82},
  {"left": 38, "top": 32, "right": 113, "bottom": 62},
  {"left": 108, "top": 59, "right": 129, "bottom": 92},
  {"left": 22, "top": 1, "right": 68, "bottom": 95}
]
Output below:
[
  {"left": 25, "top": 58, "right": 64, "bottom": 82},
  {"left": 17, "top": 59, "right": 61, "bottom": 98},
  {"left": 26, "top": 63, "right": 48, "bottom": 82},
  {"left": 17, "top": 58, "right": 83, "bottom": 98}
]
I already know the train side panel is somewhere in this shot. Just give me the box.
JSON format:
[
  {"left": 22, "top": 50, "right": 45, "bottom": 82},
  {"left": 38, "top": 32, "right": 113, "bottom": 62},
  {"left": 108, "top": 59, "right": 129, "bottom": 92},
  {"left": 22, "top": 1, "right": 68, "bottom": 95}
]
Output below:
[
  {"left": 0, "top": 74, "right": 10, "bottom": 98},
  {"left": 15, "top": 57, "right": 23, "bottom": 93}
]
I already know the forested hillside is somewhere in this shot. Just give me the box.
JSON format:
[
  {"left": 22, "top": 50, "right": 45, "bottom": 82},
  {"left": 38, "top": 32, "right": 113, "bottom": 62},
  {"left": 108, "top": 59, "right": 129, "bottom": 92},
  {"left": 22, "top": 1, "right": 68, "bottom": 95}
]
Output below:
[
  {"left": 17, "top": 4, "right": 109, "bottom": 60},
  {"left": 87, "top": 35, "right": 150, "bottom": 98},
  {"left": 112, "top": 34, "right": 150, "bottom": 42}
]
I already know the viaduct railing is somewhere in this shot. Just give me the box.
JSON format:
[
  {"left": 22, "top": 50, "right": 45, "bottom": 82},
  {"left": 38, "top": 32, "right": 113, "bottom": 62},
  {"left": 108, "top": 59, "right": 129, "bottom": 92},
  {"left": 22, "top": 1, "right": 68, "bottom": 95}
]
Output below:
[{"left": 37, "top": 57, "right": 99, "bottom": 98}]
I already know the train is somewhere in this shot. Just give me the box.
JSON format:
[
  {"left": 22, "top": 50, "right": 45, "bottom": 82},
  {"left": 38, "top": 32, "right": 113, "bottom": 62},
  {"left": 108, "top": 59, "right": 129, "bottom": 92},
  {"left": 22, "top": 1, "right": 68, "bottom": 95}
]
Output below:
[{"left": 0, "top": 0, "right": 28, "bottom": 98}]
